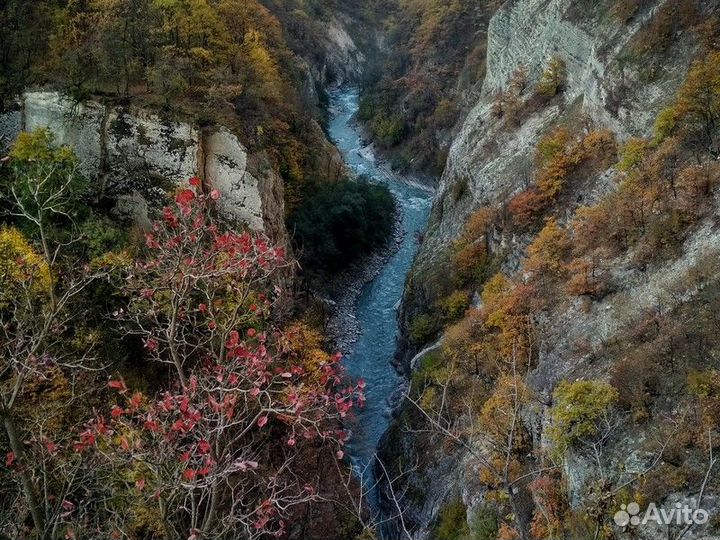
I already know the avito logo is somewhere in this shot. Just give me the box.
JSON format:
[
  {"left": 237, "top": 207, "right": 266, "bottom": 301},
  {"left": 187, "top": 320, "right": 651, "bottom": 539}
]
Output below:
[{"left": 614, "top": 502, "right": 709, "bottom": 528}]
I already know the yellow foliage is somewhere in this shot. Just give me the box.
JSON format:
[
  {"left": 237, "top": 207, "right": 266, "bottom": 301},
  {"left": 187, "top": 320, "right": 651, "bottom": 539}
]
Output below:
[
  {"left": 617, "top": 137, "right": 650, "bottom": 171},
  {"left": 453, "top": 206, "right": 495, "bottom": 283},
  {"left": 0, "top": 227, "right": 51, "bottom": 308},
  {"left": 524, "top": 218, "right": 571, "bottom": 280},
  {"left": 536, "top": 56, "right": 566, "bottom": 97},
  {"left": 284, "top": 322, "right": 331, "bottom": 380},
  {"left": 478, "top": 375, "right": 532, "bottom": 453},
  {"left": 665, "top": 51, "right": 720, "bottom": 152},
  {"left": 481, "top": 273, "right": 512, "bottom": 311},
  {"left": 535, "top": 129, "right": 617, "bottom": 200},
  {"left": 536, "top": 127, "right": 570, "bottom": 166},
  {"left": 479, "top": 273, "right": 536, "bottom": 366},
  {"left": 10, "top": 128, "right": 75, "bottom": 165}
]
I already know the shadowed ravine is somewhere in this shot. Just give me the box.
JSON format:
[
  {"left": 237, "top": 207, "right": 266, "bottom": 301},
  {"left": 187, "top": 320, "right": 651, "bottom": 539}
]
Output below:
[{"left": 326, "top": 88, "right": 433, "bottom": 509}]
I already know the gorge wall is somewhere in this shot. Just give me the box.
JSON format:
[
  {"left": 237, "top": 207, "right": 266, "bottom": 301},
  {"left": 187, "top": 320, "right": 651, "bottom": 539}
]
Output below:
[
  {"left": 406, "top": 0, "right": 696, "bottom": 326},
  {"left": 383, "top": 0, "right": 720, "bottom": 538},
  {"left": 1, "top": 91, "right": 293, "bottom": 246}
]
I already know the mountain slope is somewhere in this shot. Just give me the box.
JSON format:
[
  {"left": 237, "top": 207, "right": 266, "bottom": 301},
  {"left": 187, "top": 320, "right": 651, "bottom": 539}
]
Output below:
[{"left": 381, "top": 1, "right": 720, "bottom": 538}]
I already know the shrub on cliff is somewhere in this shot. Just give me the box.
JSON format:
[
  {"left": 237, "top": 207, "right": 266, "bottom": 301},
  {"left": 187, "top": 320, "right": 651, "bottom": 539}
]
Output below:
[
  {"left": 536, "top": 56, "right": 567, "bottom": 98},
  {"left": 654, "top": 51, "right": 720, "bottom": 157},
  {"left": 289, "top": 179, "right": 395, "bottom": 273},
  {"left": 435, "top": 499, "right": 471, "bottom": 540},
  {"left": 548, "top": 380, "right": 619, "bottom": 457}
]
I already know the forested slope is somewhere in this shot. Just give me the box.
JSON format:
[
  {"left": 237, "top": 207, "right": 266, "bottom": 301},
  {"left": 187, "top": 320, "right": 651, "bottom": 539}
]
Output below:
[{"left": 378, "top": 1, "right": 720, "bottom": 539}]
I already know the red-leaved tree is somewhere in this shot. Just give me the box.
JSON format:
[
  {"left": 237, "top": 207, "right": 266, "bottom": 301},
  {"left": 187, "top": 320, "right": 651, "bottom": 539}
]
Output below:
[{"left": 8, "top": 180, "right": 363, "bottom": 540}]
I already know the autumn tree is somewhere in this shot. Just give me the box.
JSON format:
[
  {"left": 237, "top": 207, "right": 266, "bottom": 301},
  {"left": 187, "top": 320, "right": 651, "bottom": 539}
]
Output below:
[
  {"left": 523, "top": 218, "right": 571, "bottom": 286},
  {"left": 0, "top": 130, "right": 105, "bottom": 538},
  {"left": 409, "top": 322, "right": 539, "bottom": 540},
  {"left": 453, "top": 206, "right": 495, "bottom": 284},
  {"left": 64, "top": 183, "right": 360, "bottom": 539},
  {"left": 508, "top": 188, "right": 548, "bottom": 229},
  {"left": 479, "top": 273, "right": 538, "bottom": 371},
  {"left": 536, "top": 56, "right": 567, "bottom": 98},
  {"left": 655, "top": 51, "right": 720, "bottom": 157}
]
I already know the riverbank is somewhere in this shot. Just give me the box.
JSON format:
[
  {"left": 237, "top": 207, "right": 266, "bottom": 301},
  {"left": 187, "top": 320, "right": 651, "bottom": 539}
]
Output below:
[
  {"left": 317, "top": 88, "right": 433, "bottom": 516},
  {"left": 322, "top": 202, "right": 405, "bottom": 355}
]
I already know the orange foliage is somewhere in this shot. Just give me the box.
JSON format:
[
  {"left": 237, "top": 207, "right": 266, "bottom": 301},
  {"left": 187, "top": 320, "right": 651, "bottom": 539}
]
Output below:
[
  {"left": 510, "top": 129, "right": 617, "bottom": 229},
  {"left": 565, "top": 251, "right": 609, "bottom": 298},
  {"left": 481, "top": 274, "right": 537, "bottom": 366},
  {"left": 453, "top": 206, "right": 496, "bottom": 283},
  {"left": 524, "top": 218, "right": 571, "bottom": 283},
  {"left": 508, "top": 188, "right": 548, "bottom": 228},
  {"left": 498, "top": 522, "right": 521, "bottom": 540},
  {"left": 528, "top": 475, "right": 565, "bottom": 540}
]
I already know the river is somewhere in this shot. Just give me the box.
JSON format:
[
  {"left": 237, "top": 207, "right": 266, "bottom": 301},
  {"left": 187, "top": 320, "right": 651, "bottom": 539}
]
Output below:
[{"left": 326, "top": 88, "right": 433, "bottom": 505}]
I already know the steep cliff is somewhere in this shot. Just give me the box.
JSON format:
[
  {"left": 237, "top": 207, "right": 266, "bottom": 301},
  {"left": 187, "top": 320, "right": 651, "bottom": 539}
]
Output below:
[
  {"left": 385, "top": 1, "right": 720, "bottom": 538},
  {"left": 406, "top": 0, "right": 698, "bottom": 330},
  {"left": 1, "top": 91, "right": 290, "bottom": 246}
]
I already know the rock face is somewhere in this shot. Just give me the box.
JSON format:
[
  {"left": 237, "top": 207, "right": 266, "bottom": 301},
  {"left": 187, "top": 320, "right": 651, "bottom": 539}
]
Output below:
[
  {"left": 305, "top": 17, "right": 366, "bottom": 88},
  {"left": 322, "top": 17, "right": 366, "bottom": 84},
  {"left": 0, "top": 106, "right": 21, "bottom": 152},
  {"left": 204, "top": 128, "right": 262, "bottom": 230},
  {"left": 404, "top": 0, "right": 697, "bottom": 346},
  {"left": 1, "top": 91, "right": 288, "bottom": 246},
  {"left": 106, "top": 108, "right": 199, "bottom": 196},
  {"left": 24, "top": 92, "right": 106, "bottom": 178},
  {"left": 387, "top": 1, "right": 716, "bottom": 538}
]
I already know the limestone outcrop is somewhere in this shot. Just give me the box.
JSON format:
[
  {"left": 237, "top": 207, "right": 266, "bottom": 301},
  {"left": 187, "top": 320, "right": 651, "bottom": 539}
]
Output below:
[{"left": 1, "top": 91, "right": 288, "bottom": 246}]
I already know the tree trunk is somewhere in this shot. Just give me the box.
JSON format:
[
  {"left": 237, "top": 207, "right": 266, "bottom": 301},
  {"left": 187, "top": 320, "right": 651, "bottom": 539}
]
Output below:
[{"left": 3, "top": 413, "right": 45, "bottom": 535}]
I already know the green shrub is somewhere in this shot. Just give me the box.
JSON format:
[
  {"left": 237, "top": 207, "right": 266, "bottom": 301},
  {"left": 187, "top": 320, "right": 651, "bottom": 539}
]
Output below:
[
  {"left": 617, "top": 137, "right": 649, "bottom": 171},
  {"left": 79, "top": 215, "right": 129, "bottom": 261},
  {"left": 470, "top": 508, "right": 499, "bottom": 540},
  {"left": 548, "top": 380, "right": 618, "bottom": 456},
  {"left": 411, "top": 351, "right": 444, "bottom": 390},
  {"left": 653, "top": 106, "right": 680, "bottom": 144},
  {"left": 435, "top": 499, "right": 470, "bottom": 540},
  {"left": 373, "top": 114, "right": 407, "bottom": 148},
  {"left": 409, "top": 313, "right": 438, "bottom": 345},
  {"left": 441, "top": 290, "right": 471, "bottom": 320},
  {"left": 289, "top": 179, "right": 395, "bottom": 273}
]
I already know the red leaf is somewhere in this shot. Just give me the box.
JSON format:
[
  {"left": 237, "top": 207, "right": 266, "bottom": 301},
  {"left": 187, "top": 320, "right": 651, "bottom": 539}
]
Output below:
[
  {"left": 135, "top": 478, "right": 146, "bottom": 491},
  {"left": 108, "top": 379, "right": 127, "bottom": 392},
  {"left": 44, "top": 439, "right": 58, "bottom": 455},
  {"left": 189, "top": 177, "right": 201, "bottom": 188},
  {"left": 198, "top": 440, "right": 211, "bottom": 455},
  {"left": 110, "top": 406, "right": 125, "bottom": 419},
  {"left": 6, "top": 452, "right": 15, "bottom": 467},
  {"left": 226, "top": 330, "right": 240, "bottom": 348},
  {"left": 129, "top": 392, "right": 142, "bottom": 410},
  {"left": 257, "top": 416, "right": 268, "bottom": 428},
  {"left": 175, "top": 189, "right": 196, "bottom": 206}
]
